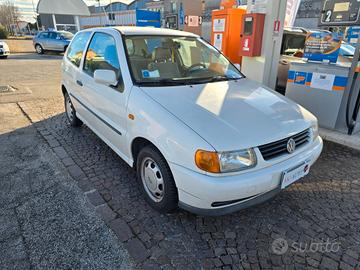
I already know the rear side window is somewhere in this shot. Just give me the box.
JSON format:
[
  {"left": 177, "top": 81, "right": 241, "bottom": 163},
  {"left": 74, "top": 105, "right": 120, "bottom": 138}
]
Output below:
[
  {"left": 66, "top": 32, "right": 91, "bottom": 67},
  {"left": 83, "top": 32, "right": 120, "bottom": 77},
  {"left": 38, "top": 32, "right": 48, "bottom": 39},
  {"left": 48, "top": 32, "right": 57, "bottom": 39}
]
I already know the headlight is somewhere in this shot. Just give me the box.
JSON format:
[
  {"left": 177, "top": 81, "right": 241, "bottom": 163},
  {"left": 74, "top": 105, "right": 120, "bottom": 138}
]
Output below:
[
  {"left": 195, "top": 149, "right": 257, "bottom": 173},
  {"left": 311, "top": 121, "right": 319, "bottom": 141}
]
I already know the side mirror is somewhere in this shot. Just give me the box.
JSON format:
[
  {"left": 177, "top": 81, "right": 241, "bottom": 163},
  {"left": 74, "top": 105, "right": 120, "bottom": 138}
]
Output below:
[
  {"left": 234, "top": 63, "right": 241, "bottom": 71},
  {"left": 94, "top": 69, "right": 118, "bottom": 86}
]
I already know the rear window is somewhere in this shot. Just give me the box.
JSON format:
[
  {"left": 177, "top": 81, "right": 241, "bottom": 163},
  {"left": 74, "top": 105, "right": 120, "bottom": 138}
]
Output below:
[{"left": 66, "top": 32, "right": 91, "bottom": 67}]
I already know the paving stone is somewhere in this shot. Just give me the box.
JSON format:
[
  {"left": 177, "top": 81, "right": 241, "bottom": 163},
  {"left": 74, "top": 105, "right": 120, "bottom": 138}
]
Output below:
[
  {"left": 109, "top": 218, "right": 134, "bottom": 242},
  {"left": 67, "top": 164, "right": 85, "bottom": 179},
  {"left": 124, "top": 238, "right": 149, "bottom": 263},
  {"left": 340, "top": 261, "right": 355, "bottom": 270},
  {"left": 95, "top": 204, "right": 117, "bottom": 223},
  {"left": 52, "top": 146, "right": 68, "bottom": 159},
  {"left": 86, "top": 190, "right": 106, "bottom": 206},
  {"left": 320, "top": 256, "right": 339, "bottom": 270}
]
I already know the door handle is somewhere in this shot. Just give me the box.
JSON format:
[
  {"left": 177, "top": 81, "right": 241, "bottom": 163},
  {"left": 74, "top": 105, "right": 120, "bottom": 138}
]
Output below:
[{"left": 76, "top": 80, "right": 83, "bottom": 87}]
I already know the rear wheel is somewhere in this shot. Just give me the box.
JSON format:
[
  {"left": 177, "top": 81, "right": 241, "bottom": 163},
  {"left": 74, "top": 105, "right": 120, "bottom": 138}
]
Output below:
[
  {"left": 35, "top": 44, "right": 44, "bottom": 54},
  {"left": 137, "top": 146, "right": 178, "bottom": 213},
  {"left": 64, "top": 92, "right": 82, "bottom": 127}
]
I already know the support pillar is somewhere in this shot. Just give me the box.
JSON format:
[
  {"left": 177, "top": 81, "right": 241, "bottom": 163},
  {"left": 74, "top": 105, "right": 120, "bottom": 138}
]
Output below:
[
  {"left": 241, "top": 0, "right": 287, "bottom": 89},
  {"left": 52, "top": 14, "right": 58, "bottom": 31},
  {"left": 74, "top": 15, "right": 81, "bottom": 32}
]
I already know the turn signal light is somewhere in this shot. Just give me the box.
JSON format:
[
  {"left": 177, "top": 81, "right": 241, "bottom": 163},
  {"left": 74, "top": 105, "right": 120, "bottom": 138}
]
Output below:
[{"left": 195, "top": 150, "right": 220, "bottom": 173}]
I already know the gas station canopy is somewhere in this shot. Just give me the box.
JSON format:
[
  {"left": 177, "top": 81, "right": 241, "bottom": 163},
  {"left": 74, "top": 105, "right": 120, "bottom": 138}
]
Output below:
[{"left": 37, "top": 0, "right": 90, "bottom": 16}]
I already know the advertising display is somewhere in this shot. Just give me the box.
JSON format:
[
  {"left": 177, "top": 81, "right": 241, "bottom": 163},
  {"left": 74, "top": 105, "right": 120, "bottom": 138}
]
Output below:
[{"left": 304, "top": 31, "right": 342, "bottom": 63}]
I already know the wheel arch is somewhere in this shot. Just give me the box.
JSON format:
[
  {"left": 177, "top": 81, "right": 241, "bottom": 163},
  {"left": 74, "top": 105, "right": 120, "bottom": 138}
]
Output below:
[
  {"left": 131, "top": 137, "right": 166, "bottom": 168},
  {"left": 61, "top": 84, "right": 67, "bottom": 96}
]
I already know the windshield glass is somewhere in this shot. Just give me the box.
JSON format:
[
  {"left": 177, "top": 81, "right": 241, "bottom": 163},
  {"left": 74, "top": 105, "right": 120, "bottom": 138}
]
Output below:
[
  {"left": 124, "top": 35, "right": 243, "bottom": 86},
  {"left": 60, "top": 31, "right": 74, "bottom": 40}
]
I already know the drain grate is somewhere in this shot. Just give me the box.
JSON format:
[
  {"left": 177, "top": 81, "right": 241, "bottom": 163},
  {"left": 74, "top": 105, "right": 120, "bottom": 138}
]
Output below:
[{"left": 0, "top": 85, "right": 16, "bottom": 93}]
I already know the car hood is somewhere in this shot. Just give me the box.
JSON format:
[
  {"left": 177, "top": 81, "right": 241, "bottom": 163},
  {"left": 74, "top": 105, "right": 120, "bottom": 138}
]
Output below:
[{"left": 141, "top": 79, "right": 316, "bottom": 151}]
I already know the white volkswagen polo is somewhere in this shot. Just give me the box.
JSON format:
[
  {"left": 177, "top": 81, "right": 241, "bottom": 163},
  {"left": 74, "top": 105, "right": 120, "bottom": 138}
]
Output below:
[{"left": 61, "top": 27, "right": 323, "bottom": 216}]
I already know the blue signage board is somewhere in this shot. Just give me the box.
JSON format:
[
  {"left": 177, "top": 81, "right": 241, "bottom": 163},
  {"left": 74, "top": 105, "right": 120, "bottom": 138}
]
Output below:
[
  {"left": 179, "top": 3, "right": 184, "bottom": 26},
  {"left": 136, "top": 9, "right": 161, "bottom": 28},
  {"left": 346, "top": 27, "right": 360, "bottom": 46},
  {"left": 304, "top": 31, "right": 341, "bottom": 64}
]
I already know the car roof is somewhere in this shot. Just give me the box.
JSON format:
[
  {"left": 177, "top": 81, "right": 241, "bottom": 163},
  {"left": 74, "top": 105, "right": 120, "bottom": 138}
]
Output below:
[{"left": 112, "top": 26, "right": 199, "bottom": 37}]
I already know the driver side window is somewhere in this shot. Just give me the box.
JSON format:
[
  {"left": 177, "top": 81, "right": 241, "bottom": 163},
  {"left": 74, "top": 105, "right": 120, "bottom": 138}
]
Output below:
[{"left": 84, "top": 32, "right": 120, "bottom": 77}]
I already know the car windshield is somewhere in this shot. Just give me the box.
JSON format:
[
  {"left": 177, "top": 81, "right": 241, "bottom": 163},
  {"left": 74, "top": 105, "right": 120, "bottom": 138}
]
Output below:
[
  {"left": 124, "top": 35, "right": 243, "bottom": 86},
  {"left": 60, "top": 32, "right": 74, "bottom": 40}
]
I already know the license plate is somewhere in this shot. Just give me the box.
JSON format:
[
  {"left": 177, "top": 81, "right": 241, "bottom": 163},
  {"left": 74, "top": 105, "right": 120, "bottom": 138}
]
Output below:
[{"left": 281, "top": 162, "right": 310, "bottom": 189}]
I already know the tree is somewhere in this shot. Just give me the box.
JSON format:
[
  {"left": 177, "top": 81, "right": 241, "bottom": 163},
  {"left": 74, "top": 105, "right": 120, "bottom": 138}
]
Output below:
[
  {"left": 0, "top": 1, "right": 20, "bottom": 35},
  {"left": 0, "top": 25, "right": 9, "bottom": 39}
]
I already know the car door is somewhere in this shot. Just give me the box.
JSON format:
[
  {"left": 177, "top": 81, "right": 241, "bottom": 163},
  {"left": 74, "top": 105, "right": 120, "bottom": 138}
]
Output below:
[
  {"left": 77, "top": 30, "right": 130, "bottom": 158},
  {"left": 46, "top": 32, "right": 58, "bottom": 50},
  {"left": 62, "top": 31, "right": 92, "bottom": 119},
  {"left": 37, "top": 32, "right": 49, "bottom": 49}
]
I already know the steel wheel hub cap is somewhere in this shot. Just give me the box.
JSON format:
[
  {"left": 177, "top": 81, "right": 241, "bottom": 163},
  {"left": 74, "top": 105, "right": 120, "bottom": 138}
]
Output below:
[
  {"left": 66, "top": 96, "right": 74, "bottom": 122},
  {"left": 141, "top": 158, "right": 164, "bottom": 202}
]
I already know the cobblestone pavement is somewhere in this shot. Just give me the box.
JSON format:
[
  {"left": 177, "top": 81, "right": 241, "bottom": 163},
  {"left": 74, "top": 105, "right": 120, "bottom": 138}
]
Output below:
[
  {"left": 0, "top": 103, "right": 133, "bottom": 269},
  {"left": 17, "top": 98, "right": 360, "bottom": 270}
]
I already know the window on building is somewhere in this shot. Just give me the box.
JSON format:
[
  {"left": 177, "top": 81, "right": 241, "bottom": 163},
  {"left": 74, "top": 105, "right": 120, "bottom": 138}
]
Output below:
[{"left": 108, "top": 13, "right": 116, "bottom": 21}]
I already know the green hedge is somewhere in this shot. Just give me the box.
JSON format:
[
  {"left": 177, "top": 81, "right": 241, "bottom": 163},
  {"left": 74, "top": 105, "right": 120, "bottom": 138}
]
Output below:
[{"left": 0, "top": 26, "right": 9, "bottom": 39}]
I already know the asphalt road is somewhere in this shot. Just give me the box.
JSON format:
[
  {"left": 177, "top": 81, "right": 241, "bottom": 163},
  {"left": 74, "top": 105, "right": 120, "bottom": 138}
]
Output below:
[{"left": 0, "top": 53, "right": 63, "bottom": 104}]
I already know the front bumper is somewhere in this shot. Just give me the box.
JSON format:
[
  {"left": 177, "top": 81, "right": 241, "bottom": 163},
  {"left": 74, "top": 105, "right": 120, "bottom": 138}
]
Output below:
[
  {"left": 170, "top": 136, "right": 323, "bottom": 216},
  {"left": 0, "top": 49, "right": 10, "bottom": 56}
]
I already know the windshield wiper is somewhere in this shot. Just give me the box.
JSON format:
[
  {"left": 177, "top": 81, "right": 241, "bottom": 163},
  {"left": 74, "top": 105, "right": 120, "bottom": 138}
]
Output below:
[
  {"left": 138, "top": 79, "right": 189, "bottom": 86},
  {"left": 195, "top": 75, "right": 239, "bottom": 84}
]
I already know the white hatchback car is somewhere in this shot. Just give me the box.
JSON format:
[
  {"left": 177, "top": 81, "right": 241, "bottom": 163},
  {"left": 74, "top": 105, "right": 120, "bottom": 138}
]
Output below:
[
  {"left": 0, "top": 41, "right": 10, "bottom": 59},
  {"left": 61, "top": 27, "right": 323, "bottom": 216}
]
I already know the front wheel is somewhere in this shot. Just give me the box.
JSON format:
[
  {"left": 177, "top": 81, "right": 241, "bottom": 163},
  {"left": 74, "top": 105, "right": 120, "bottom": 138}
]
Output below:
[
  {"left": 137, "top": 146, "right": 178, "bottom": 213},
  {"left": 35, "top": 44, "right": 44, "bottom": 54},
  {"left": 64, "top": 92, "right": 82, "bottom": 127}
]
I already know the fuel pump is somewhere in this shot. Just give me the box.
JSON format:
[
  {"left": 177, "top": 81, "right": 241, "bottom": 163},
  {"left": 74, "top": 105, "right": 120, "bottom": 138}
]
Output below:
[{"left": 285, "top": 0, "right": 360, "bottom": 135}]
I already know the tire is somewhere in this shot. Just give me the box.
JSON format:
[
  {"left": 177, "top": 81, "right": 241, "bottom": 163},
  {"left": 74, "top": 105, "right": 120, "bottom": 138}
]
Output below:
[
  {"left": 137, "top": 146, "right": 178, "bottom": 213},
  {"left": 35, "top": 44, "right": 44, "bottom": 54},
  {"left": 0, "top": 56, "right": 8, "bottom": 59},
  {"left": 64, "top": 92, "right": 83, "bottom": 127}
]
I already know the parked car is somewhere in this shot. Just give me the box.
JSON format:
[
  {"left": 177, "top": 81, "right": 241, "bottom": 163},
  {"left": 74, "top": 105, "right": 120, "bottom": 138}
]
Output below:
[
  {"left": 277, "top": 27, "right": 355, "bottom": 92},
  {"left": 62, "top": 27, "right": 323, "bottom": 216},
  {"left": 0, "top": 41, "right": 10, "bottom": 59},
  {"left": 33, "top": 31, "right": 74, "bottom": 54}
]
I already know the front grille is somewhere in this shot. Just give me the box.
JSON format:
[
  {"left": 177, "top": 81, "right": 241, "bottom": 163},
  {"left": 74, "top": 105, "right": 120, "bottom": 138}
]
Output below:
[{"left": 258, "top": 129, "right": 310, "bottom": 161}]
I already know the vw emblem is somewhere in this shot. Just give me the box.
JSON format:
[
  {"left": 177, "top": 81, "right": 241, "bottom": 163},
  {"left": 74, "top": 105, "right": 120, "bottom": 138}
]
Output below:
[{"left": 287, "top": 138, "right": 296, "bottom": 154}]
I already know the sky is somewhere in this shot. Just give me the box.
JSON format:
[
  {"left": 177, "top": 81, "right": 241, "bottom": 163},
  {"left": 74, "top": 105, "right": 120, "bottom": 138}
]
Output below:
[{"left": 0, "top": 0, "right": 132, "bottom": 22}]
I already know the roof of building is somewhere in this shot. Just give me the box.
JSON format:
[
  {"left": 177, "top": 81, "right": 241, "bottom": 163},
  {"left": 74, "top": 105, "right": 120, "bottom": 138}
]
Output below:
[
  {"left": 114, "top": 26, "right": 199, "bottom": 37},
  {"left": 37, "top": 0, "right": 90, "bottom": 16}
]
